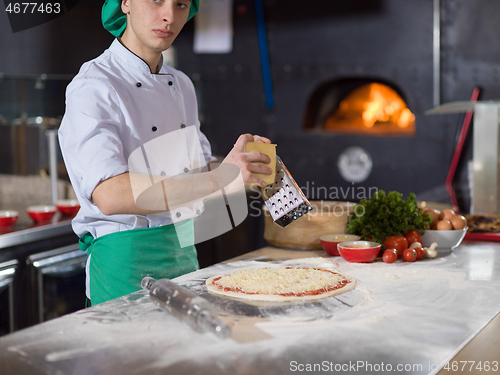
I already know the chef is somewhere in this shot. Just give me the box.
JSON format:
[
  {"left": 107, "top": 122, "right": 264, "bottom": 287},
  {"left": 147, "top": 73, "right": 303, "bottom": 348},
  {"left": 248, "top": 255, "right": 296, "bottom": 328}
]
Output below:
[{"left": 58, "top": 0, "right": 272, "bottom": 306}]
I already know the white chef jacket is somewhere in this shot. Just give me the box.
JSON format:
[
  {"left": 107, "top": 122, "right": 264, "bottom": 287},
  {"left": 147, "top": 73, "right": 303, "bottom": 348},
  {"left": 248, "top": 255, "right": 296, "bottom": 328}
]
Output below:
[{"left": 59, "top": 39, "right": 214, "bottom": 240}]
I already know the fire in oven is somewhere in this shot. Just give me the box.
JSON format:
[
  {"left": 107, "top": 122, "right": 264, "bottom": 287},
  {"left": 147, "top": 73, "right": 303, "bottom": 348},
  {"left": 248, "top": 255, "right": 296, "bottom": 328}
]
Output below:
[{"left": 304, "top": 78, "right": 415, "bottom": 137}]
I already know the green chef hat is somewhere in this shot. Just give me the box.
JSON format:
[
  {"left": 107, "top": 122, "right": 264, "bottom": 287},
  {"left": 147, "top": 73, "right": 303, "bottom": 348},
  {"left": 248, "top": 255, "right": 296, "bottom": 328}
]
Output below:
[{"left": 102, "top": 0, "right": 200, "bottom": 38}]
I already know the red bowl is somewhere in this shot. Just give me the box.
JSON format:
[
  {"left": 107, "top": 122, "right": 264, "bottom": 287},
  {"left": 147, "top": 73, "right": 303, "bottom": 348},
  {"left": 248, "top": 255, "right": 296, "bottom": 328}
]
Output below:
[
  {"left": 320, "top": 234, "right": 361, "bottom": 256},
  {"left": 55, "top": 199, "right": 80, "bottom": 216},
  {"left": 0, "top": 211, "right": 19, "bottom": 227},
  {"left": 338, "top": 241, "right": 382, "bottom": 263},
  {"left": 27, "top": 205, "right": 57, "bottom": 223}
]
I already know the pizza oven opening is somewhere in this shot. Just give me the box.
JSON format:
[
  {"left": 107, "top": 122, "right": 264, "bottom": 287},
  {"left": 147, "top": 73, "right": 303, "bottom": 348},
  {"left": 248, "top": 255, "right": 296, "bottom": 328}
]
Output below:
[{"left": 303, "top": 78, "right": 415, "bottom": 137}]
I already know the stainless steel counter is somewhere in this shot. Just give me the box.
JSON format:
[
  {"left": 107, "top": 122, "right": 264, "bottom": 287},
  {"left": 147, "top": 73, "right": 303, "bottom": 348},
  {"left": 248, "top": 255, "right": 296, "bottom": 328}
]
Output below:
[
  {"left": 0, "top": 241, "right": 499, "bottom": 374},
  {"left": 0, "top": 216, "right": 79, "bottom": 331},
  {"left": 0, "top": 216, "right": 73, "bottom": 250}
]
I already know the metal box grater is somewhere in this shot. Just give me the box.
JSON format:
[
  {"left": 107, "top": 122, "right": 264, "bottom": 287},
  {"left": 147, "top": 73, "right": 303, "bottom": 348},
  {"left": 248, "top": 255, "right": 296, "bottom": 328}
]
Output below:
[{"left": 261, "top": 156, "right": 313, "bottom": 227}]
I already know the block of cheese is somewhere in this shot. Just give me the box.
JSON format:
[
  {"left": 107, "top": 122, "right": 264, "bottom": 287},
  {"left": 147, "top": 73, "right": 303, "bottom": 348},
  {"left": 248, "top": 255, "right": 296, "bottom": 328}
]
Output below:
[{"left": 245, "top": 142, "right": 277, "bottom": 186}]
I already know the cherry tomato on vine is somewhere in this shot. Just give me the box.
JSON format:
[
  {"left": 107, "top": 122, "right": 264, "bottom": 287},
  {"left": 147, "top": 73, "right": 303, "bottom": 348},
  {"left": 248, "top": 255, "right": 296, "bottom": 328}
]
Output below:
[
  {"left": 405, "top": 229, "right": 422, "bottom": 245},
  {"left": 383, "top": 235, "right": 408, "bottom": 256},
  {"left": 403, "top": 248, "right": 417, "bottom": 262},
  {"left": 414, "top": 247, "right": 425, "bottom": 260},
  {"left": 382, "top": 248, "right": 398, "bottom": 264}
]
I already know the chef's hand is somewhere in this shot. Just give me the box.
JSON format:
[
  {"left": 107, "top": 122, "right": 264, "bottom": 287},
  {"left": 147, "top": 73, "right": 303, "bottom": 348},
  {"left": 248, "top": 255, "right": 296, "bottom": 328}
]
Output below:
[{"left": 222, "top": 133, "right": 273, "bottom": 188}]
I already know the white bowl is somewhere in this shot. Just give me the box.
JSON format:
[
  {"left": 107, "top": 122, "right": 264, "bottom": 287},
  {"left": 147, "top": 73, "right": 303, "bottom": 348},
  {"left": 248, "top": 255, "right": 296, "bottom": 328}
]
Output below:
[{"left": 421, "top": 228, "right": 468, "bottom": 250}]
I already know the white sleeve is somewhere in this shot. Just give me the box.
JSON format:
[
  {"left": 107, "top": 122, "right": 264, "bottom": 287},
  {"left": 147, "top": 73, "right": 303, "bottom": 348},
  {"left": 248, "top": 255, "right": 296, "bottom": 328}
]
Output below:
[{"left": 59, "top": 77, "right": 129, "bottom": 202}]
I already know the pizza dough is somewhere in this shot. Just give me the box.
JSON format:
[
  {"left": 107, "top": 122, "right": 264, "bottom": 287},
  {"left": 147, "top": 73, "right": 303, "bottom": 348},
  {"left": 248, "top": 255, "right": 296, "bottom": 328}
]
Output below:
[{"left": 206, "top": 267, "right": 357, "bottom": 302}]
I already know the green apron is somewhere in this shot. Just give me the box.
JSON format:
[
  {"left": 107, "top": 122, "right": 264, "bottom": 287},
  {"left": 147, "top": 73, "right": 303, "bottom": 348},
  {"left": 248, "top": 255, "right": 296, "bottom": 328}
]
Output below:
[{"left": 79, "top": 220, "right": 199, "bottom": 305}]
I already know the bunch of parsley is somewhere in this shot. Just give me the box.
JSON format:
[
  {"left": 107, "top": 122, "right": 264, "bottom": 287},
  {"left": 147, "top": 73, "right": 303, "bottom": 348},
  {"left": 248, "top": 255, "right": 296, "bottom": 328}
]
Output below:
[{"left": 346, "top": 190, "right": 431, "bottom": 246}]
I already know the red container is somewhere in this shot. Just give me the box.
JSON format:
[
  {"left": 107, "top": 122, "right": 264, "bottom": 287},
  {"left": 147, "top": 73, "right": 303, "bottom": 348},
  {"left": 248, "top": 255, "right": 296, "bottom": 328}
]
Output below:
[
  {"left": 320, "top": 234, "right": 361, "bottom": 256},
  {"left": 0, "top": 211, "right": 19, "bottom": 227},
  {"left": 338, "top": 241, "right": 382, "bottom": 263},
  {"left": 56, "top": 199, "right": 80, "bottom": 217},
  {"left": 27, "top": 205, "right": 57, "bottom": 223}
]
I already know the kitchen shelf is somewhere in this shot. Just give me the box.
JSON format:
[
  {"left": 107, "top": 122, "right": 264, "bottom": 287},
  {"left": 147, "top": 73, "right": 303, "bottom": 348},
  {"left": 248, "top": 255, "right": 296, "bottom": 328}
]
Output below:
[{"left": 0, "top": 216, "right": 73, "bottom": 250}]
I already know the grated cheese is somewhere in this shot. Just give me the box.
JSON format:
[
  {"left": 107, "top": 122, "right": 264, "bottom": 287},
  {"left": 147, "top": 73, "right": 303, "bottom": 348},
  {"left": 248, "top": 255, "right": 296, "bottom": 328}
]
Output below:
[{"left": 208, "top": 267, "right": 351, "bottom": 297}]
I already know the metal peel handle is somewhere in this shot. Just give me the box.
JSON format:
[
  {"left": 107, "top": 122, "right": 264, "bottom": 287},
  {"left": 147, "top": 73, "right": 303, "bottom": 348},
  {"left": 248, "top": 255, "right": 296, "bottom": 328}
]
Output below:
[{"left": 141, "top": 277, "right": 231, "bottom": 339}]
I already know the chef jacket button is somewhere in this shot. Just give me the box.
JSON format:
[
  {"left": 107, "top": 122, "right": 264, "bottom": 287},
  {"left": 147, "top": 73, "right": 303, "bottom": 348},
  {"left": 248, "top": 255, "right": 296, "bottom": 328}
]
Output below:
[
  {"left": 168, "top": 81, "right": 173, "bottom": 86},
  {"left": 184, "top": 167, "right": 189, "bottom": 173},
  {"left": 152, "top": 126, "right": 157, "bottom": 132},
  {"left": 196, "top": 210, "right": 201, "bottom": 215},
  {"left": 136, "top": 82, "right": 142, "bottom": 87},
  {"left": 160, "top": 171, "right": 166, "bottom": 176},
  {"left": 180, "top": 124, "right": 186, "bottom": 129},
  {"left": 176, "top": 212, "right": 181, "bottom": 218}
]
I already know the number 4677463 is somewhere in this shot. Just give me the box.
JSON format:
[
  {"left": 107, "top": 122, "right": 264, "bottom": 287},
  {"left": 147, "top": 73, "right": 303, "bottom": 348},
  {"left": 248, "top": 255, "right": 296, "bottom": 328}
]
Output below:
[
  {"left": 5, "top": 3, "right": 61, "bottom": 14},
  {"left": 444, "top": 361, "right": 499, "bottom": 372}
]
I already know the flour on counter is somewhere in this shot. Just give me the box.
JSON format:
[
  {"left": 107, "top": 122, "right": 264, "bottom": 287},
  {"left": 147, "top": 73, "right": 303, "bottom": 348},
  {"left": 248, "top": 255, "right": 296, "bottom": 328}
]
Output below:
[
  {"left": 175, "top": 254, "right": 476, "bottom": 340},
  {"left": 3, "top": 246, "right": 500, "bottom": 375}
]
